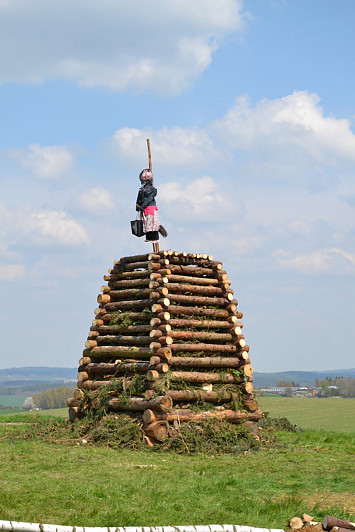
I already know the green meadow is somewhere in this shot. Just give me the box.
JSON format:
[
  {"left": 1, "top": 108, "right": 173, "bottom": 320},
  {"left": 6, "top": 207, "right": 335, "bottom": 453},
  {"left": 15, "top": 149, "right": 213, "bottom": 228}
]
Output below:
[{"left": 0, "top": 397, "right": 354, "bottom": 528}]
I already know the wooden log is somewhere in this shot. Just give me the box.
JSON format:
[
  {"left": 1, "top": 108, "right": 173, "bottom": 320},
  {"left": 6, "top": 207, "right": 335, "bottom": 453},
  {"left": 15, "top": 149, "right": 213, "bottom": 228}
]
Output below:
[
  {"left": 149, "top": 329, "right": 163, "bottom": 339},
  {"left": 142, "top": 409, "right": 158, "bottom": 424},
  {"left": 169, "top": 331, "right": 233, "bottom": 342},
  {"left": 147, "top": 370, "right": 247, "bottom": 384},
  {"left": 97, "top": 335, "right": 151, "bottom": 346},
  {"left": 101, "top": 311, "right": 152, "bottom": 323},
  {"left": 170, "top": 356, "right": 249, "bottom": 369},
  {"left": 153, "top": 409, "right": 262, "bottom": 423},
  {"left": 165, "top": 283, "right": 227, "bottom": 296},
  {"left": 92, "top": 319, "right": 104, "bottom": 327},
  {"left": 144, "top": 421, "right": 169, "bottom": 442},
  {"left": 170, "top": 343, "right": 237, "bottom": 353},
  {"left": 103, "top": 299, "right": 152, "bottom": 311},
  {"left": 89, "top": 346, "right": 155, "bottom": 358},
  {"left": 79, "top": 356, "right": 91, "bottom": 366},
  {"left": 155, "top": 312, "right": 171, "bottom": 322},
  {"left": 168, "top": 318, "right": 237, "bottom": 329},
  {"left": 109, "top": 288, "right": 151, "bottom": 300},
  {"left": 119, "top": 253, "right": 150, "bottom": 263},
  {"left": 87, "top": 361, "right": 169, "bottom": 376},
  {"left": 150, "top": 356, "right": 161, "bottom": 365},
  {"left": 168, "top": 305, "right": 229, "bottom": 318},
  {"left": 73, "top": 388, "right": 84, "bottom": 400},
  {"left": 97, "top": 294, "right": 110, "bottom": 304},
  {"left": 167, "top": 293, "right": 233, "bottom": 306},
  {"left": 77, "top": 371, "right": 89, "bottom": 383},
  {"left": 101, "top": 285, "right": 110, "bottom": 293},
  {"left": 93, "top": 324, "right": 152, "bottom": 334},
  {"left": 105, "top": 270, "right": 150, "bottom": 280},
  {"left": 66, "top": 397, "right": 81, "bottom": 407},
  {"left": 109, "top": 278, "right": 151, "bottom": 289},
  {"left": 165, "top": 274, "right": 219, "bottom": 286},
  {"left": 68, "top": 406, "right": 82, "bottom": 422},
  {"left": 163, "top": 389, "right": 239, "bottom": 403},
  {"left": 243, "top": 399, "right": 259, "bottom": 411},
  {"left": 88, "top": 331, "right": 100, "bottom": 338},
  {"left": 165, "top": 265, "right": 217, "bottom": 277},
  {"left": 119, "top": 260, "right": 151, "bottom": 271},
  {"left": 109, "top": 396, "right": 173, "bottom": 412},
  {"left": 323, "top": 517, "right": 355, "bottom": 531}
]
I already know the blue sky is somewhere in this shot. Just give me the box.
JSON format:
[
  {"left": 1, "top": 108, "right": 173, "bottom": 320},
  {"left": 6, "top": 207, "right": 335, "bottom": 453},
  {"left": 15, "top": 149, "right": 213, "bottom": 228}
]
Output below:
[{"left": 0, "top": 0, "right": 354, "bottom": 372}]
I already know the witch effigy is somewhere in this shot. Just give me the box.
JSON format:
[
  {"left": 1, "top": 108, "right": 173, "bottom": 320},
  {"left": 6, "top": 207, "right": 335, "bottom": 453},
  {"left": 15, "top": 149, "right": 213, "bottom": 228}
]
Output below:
[{"left": 132, "top": 140, "right": 167, "bottom": 252}]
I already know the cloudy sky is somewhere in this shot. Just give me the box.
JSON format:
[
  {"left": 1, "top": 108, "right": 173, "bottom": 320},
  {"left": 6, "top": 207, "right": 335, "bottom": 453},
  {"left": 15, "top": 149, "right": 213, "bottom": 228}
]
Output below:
[{"left": 0, "top": 0, "right": 354, "bottom": 373}]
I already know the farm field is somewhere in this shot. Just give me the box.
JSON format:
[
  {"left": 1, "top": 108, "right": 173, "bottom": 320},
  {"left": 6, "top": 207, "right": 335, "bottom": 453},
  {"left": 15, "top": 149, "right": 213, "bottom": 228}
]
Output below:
[
  {"left": 0, "top": 394, "right": 25, "bottom": 407},
  {"left": 259, "top": 397, "right": 355, "bottom": 432}
]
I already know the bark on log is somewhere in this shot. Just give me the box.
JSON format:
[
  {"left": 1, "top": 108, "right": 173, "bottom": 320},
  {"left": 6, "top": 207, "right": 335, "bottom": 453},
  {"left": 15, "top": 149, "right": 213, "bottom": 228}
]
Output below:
[
  {"left": 148, "top": 370, "right": 249, "bottom": 384},
  {"left": 119, "top": 253, "right": 150, "bottom": 263},
  {"left": 168, "top": 305, "right": 229, "bottom": 318},
  {"left": 93, "top": 324, "right": 152, "bottom": 334},
  {"left": 165, "top": 265, "right": 217, "bottom": 277},
  {"left": 323, "top": 517, "right": 355, "bottom": 531},
  {"left": 161, "top": 389, "right": 241, "bottom": 403},
  {"left": 170, "top": 343, "right": 237, "bottom": 353},
  {"left": 165, "top": 283, "right": 227, "bottom": 296},
  {"left": 167, "top": 318, "right": 239, "bottom": 329},
  {"left": 89, "top": 346, "right": 156, "bottom": 358},
  {"left": 169, "top": 356, "right": 249, "bottom": 369},
  {"left": 165, "top": 274, "right": 219, "bottom": 286},
  {"left": 118, "top": 260, "right": 151, "bottom": 271},
  {"left": 152, "top": 409, "right": 262, "bottom": 423},
  {"left": 109, "top": 396, "right": 173, "bottom": 412},
  {"left": 105, "top": 270, "right": 150, "bottom": 280},
  {"left": 167, "top": 293, "right": 233, "bottom": 306},
  {"left": 109, "top": 288, "right": 152, "bottom": 300},
  {"left": 168, "top": 331, "right": 233, "bottom": 342},
  {"left": 109, "top": 278, "right": 151, "bottom": 289},
  {"left": 104, "top": 299, "right": 152, "bottom": 311},
  {"left": 68, "top": 406, "right": 83, "bottom": 422},
  {"left": 144, "top": 421, "right": 169, "bottom": 442},
  {"left": 66, "top": 397, "right": 81, "bottom": 407},
  {"left": 96, "top": 335, "right": 151, "bottom": 346},
  {"left": 101, "top": 311, "right": 152, "bottom": 323}
]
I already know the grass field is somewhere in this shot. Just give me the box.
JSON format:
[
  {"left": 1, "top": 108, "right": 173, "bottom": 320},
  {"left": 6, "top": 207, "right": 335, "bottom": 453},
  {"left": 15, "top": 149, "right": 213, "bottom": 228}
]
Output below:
[
  {"left": 0, "top": 398, "right": 354, "bottom": 528},
  {"left": 0, "top": 427, "right": 354, "bottom": 528},
  {"left": 259, "top": 397, "right": 355, "bottom": 432},
  {"left": 0, "top": 394, "right": 26, "bottom": 407}
]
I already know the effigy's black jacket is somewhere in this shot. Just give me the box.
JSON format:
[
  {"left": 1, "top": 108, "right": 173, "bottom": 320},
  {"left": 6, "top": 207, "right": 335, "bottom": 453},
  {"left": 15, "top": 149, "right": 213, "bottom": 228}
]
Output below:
[{"left": 136, "top": 184, "right": 157, "bottom": 211}]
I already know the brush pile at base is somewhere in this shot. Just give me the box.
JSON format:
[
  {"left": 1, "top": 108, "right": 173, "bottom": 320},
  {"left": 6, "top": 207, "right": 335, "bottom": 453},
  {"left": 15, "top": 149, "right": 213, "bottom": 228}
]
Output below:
[{"left": 67, "top": 251, "right": 262, "bottom": 444}]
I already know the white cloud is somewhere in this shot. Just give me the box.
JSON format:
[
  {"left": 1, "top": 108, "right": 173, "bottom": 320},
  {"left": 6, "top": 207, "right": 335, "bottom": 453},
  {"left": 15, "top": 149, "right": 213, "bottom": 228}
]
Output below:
[
  {"left": 112, "top": 127, "right": 222, "bottom": 169},
  {"left": 212, "top": 91, "right": 355, "bottom": 170},
  {"left": 112, "top": 91, "right": 355, "bottom": 181},
  {"left": 274, "top": 247, "right": 355, "bottom": 273},
  {"left": 10, "top": 144, "right": 75, "bottom": 178},
  {"left": 27, "top": 210, "right": 89, "bottom": 246},
  {"left": 0, "top": 0, "right": 245, "bottom": 94},
  {"left": 78, "top": 187, "right": 115, "bottom": 214},
  {"left": 159, "top": 176, "right": 233, "bottom": 219},
  {"left": 0, "top": 264, "right": 25, "bottom": 281}
]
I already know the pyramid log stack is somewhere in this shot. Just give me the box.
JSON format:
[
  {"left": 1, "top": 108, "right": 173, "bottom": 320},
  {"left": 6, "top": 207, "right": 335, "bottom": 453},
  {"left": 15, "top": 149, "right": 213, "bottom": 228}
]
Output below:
[{"left": 68, "top": 251, "right": 262, "bottom": 443}]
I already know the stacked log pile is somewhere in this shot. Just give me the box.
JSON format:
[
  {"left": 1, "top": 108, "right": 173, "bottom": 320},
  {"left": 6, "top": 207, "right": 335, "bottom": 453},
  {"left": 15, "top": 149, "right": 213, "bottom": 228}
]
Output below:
[{"left": 67, "top": 251, "right": 262, "bottom": 443}]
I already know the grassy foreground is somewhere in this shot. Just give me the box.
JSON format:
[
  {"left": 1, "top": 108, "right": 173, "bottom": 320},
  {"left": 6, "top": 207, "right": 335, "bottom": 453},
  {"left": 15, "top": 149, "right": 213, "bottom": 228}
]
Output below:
[{"left": 0, "top": 417, "right": 354, "bottom": 528}]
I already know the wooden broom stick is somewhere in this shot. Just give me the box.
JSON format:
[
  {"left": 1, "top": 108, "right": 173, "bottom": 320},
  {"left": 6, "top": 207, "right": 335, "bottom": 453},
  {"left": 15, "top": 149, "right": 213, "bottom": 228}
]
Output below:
[{"left": 147, "top": 139, "right": 152, "bottom": 171}]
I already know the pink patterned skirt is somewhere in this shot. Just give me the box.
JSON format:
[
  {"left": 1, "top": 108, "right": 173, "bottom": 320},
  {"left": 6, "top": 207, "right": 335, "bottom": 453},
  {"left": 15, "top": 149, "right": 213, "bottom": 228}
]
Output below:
[{"left": 142, "top": 206, "right": 160, "bottom": 233}]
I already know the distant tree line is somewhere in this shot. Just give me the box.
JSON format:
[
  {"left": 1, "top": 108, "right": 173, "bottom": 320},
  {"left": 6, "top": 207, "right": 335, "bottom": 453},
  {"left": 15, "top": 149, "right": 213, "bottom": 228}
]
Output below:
[
  {"left": 24, "top": 386, "right": 75, "bottom": 410},
  {"left": 315, "top": 377, "right": 355, "bottom": 397}
]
